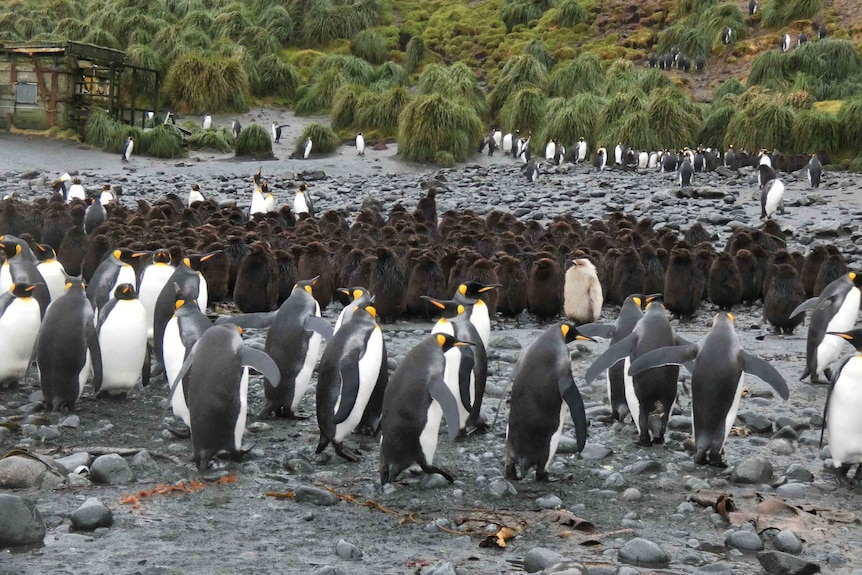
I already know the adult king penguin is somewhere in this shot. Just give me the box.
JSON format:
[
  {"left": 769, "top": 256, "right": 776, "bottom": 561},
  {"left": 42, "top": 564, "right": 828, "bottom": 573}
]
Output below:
[
  {"left": 36, "top": 278, "right": 102, "bottom": 411},
  {"left": 506, "top": 321, "right": 594, "bottom": 481},
  {"left": 315, "top": 304, "right": 386, "bottom": 461},
  {"left": 629, "top": 312, "right": 788, "bottom": 466},
  {"left": 169, "top": 325, "right": 280, "bottom": 471},
  {"left": 807, "top": 154, "right": 823, "bottom": 189},
  {"left": 303, "top": 137, "right": 313, "bottom": 159},
  {"left": 679, "top": 156, "right": 694, "bottom": 188},
  {"left": 87, "top": 248, "right": 146, "bottom": 313},
  {"left": 293, "top": 183, "right": 314, "bottom": 219},
  {"left": 121, "top": 136, "right": 134, "bottom": 162},
  {"left": 379, "top": 333, "right": 465, "bottom": 485},
  {"left": 261, "top": 278, "right": 333, "bottom": 419},
  {"left": 452, "top": 281, "right": 498, "bottom": 352},
  {"left": 821, "top": 329, "right": 862, "bottom": 482},
  {"left": 759, "top": 165, "right": 785, "bottom": 220},
  {"left": 585, "top": 296, "right": 686, "bottom": 445},
  {"left": 356, "top": 132, "right": 366, "bottom": 156},
  {"left": 97, "top": 283, "right": 150, "bottom": 397},
  {"left": 0, "top": 236, "right": 50, "bottom": 317},
  {"left": 576, "top": 138, "right": 588, "bottom": 164},
  {"left": 593, "top": 147, "right": 607, "bottom": 171},
  {"left": 790, "top": 272, "right": 862, "bottom": 383},
  {"left": 34, "top": 244, "right": 66, "bottom": 303},
  {"left": 138, "top": 249, "right": 175, "bottom": 345},
  {"left": 0, "top": 283, "right": 42, "bottom": 388}
]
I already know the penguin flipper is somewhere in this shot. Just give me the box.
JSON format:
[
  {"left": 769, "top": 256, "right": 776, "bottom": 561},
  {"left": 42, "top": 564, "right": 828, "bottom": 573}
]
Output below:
[
  {"left": 628, "top": 344, "right": 698, "bottom": 377},
  {"left": 739, "top": 350, "right": 789, "bottom": 400},
  {"left": 241, "top": 346, "right": 281, "bottom": 387},
  {"left": 584, "top": 334, "right": 636, "bottom": 384},
  {"left": 458, "top": 347, "right": 476, "bottom": 411},
  {"left": 141, "top": 344, "right": 151, "bottom": 387},
  {"left": 575, "top": 323, "right": 616, "bottom": 340},
  {"left": 304, "top": 315, "right": 334, "bottom": 339},
  {"left": 560, "top": 378, "right": 587, "bottom": 452},
  {"left": 429, "top": 377, "right": 461, "bottom": 441},
  {"left": 87, "top": 321, "right": 103, "bottom": 393},
  {"left": 789, "top": 297, "right": 818, "bottom": 319},
  {"left": 215, "top": 311, "right": 276, "bottom": 329},
  {"left": 333, "top": 360, "right": 361, "bottom": 425},
  {"left": 168, "top": 343, "right": 198, "bottom": 403}
]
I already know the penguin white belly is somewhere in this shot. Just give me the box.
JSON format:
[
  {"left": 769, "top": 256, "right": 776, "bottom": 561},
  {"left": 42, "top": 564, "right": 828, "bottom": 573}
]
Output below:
[
  {"left": 292, "top": 331, "right": 321, "bottom": 410},
  {"left": 765, "top": 181, "right": 785, "bottom": 217},
  {"left": 0, "top": 263, "right": 10, "bottom": 292},
  {"left": 294, "top": 194, "right": 309, "bottom": 216},
  {"left": 234, "top": 367, "right": 249, "bottom": 451},
  {"left": 0, "top": 300, "right": 41, "bottom": 382},
  {"left": 334, "top": 328, "right": 384, "bottom": 442},
  {"left": 722, "top": 373, "right": 746, "bottom": 444},
  {"left": 164, "top": 319, "right": 191, "bottom": 425},
  {"left": 99, "top": 301, "right": 147, "bottom": 395},
  {"left": 38, "top": 261, "right": 67, "bottom": 302},
  {"left": 250, "top": 192, "right": 266, "bottom": 215},
  {"left": 578, "top": 143, "right": 587, "bottom": 162},
  {"left": 139, "top": 264, "right": 175, "bottom": 341},
  {"left": 827, "top": 359, "right": 862, "bottom": 466},
  {"left": 114, "top": 265, "right": 137, "bottom": 294},
  {"left": 471, "top": 302, "right": 491, "bottom": 350},
  {"left": 68, "top": 184, "right": 86, "bottom": 202},
  {"left": 818, "top": 289, "right": 861, "bottom": 374},
  {"left": 623, "top": 356, "right": 640, "bottom": 433},
  {"left": 197, "top": 272, "right": 208, "bottom": 312},
  {"left": 420, "top": 400, "right": 443, "bottom": 464},
  {"left": 503, "top": 135, "right": 513, "bottom": 153},
  {"left": 432, "top": 321, "right": 466, "bottom": 428},
  {"left": 78, "top": 350, "right": 92, "bottom": 399},
  {"left": 545, "top": 403, "right": 568, "bottom": 471},
  {"left": 189, "top": 190, "right": 204, "bottom": 205}
]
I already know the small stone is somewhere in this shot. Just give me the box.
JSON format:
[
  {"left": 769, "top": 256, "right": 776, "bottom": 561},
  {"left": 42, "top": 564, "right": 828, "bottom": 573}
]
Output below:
[
  {"left": 676, "top": 501, "right": 695, "bottom": 514},
  {"left": 131, "top": 450, "right": 160, "bottom": 477},
  {"left": 420, "top": 473, "right": 451, "bottom": 490},
  {"left": 294, "top": 485, "right": 337, "bottom": 506},
  {"left": 578, "top": 443, "right": 612, "bottom": 460},
  {"left": 487, "top": 479, "right": 517, "bottom": 498},
  {"left": 59, "top": 415, "right": 80, "bottom": 429},
  {"left": 725, "top": 530, "right": 764, "bottom": 551},
  {"left": 0, "top": 494, "right": 46, "bottom": 548},
  {"left": 693, "top": 563, "right": 734, "bottom": 575},
  {"left": 284, "top": 458, "right": 314, "bottom": 474},
  {"left": 424, "top": 561, "right": 457, "bottom": 575},
  {"left": 247, "top": 421, "right": 272, "bottom": 433},
  {"left": 773, "top": 530, "right": 803, "bottom": 554},
  {"left": 601, "top": 472, "right": 626, "bottom": 490},
  {"left": 90, "top": 453, "right": 134, "bottom": 485},
  {"left": 737, "top": 411, "right": 772, "bottom": 433},
  {"left": 618, "top": 537, "right": 670, "bottom": 565},
  {"left": 541, "top": 561, "right": 588, "bottom": 574},
  {"left": 523, "top": 547, "right": 565, "bottom": 573},
  {"left": 784, "top": 464, "right": 814, "bottom": 483},
  {"left": 536, "top": 495, "right": 562, "bottom": 509},
  {"left": 730, "top": 457, "right": 773, "bottom": 484},
  {"left": 0, "top": 455, "right": 65, "bottom": 489},
  {"left": 71, "top": 497, "right": 113, "bottom": 531},
  {"left": 626, "top": 460, "right": 661, "bottom": 474},
  {"left": 757, "top": 551, "right": 821, "bottom": 575},
  {"left": 335, "top": 539, "right": 362, "bottom": 560}
]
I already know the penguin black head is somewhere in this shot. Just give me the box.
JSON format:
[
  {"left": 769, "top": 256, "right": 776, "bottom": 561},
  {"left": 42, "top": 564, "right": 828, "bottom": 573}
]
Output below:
[
  {"left": 153, "top": 248, "right": 172, "bottom": 265},
  {"left": 850, "top": 271, "right": 862, "bottom": 289},
  {"left": 298, "top": 183, "right": 308, "bottom": 193},
  {"left": 9, "top": 282, "right": 39, "bottom": 298},
  {"left": 457, "top": 281, "right": 500, "bottom": 299},
  {"left": 114, "top": 248, "right": 147, "bottom": 264},
  {"left": 828, "top": 329, "right": 862, "bottom": 353},
  {"left": 113, "top": 283, "right": 137, "bottom": 300},
  {"left": 64, "top": 278, "right": 85, "bottom": 291},
  {"left": 294, "top": 276, "right": 319, "bottom": 295},
  {"left": 713, "top": 311, "right": 735, "bottom": 326},
  {"left": 421, "top": 296, "right": 463, "bottom": 319},
  {"left": 34, "top": 243, "right": 56, "bottom": 261},
  {"left": 261, "top": 180, "right": 269, "bottom": 194},
  {"left": 434, "top": 333, "right": 472, "bottom": 353},
  {"left": 0, "top": 240, "right": 22, "bottom": 258},
  {"left": 560, "top": 322, "right": 595, "bottom": 344},
  {"left": 644, "top": 293, "right": 664, "bottom": 309},
  {"left": 253, "top": 167, "right": 263, "bottom": 186},
  {"left": 183, "top": 251, "right": 221, "bottom": 271}
]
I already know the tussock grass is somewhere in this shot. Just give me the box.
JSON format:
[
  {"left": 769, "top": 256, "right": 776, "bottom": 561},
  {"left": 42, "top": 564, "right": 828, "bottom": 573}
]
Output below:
[
  {"left": 747, "top": 49, "right": 790, "bottom": 89},
  {"left": 677, "top": 0, "right": 717, "bottom": 17},
  {"left": 537, "top": 93, "right": 604, "bottom": 152},
  {"left": 140, "top": 124, "right": 185, "bottom": 158},
  {"left": 164, "top": 53, "right": 250, "bottom": 113},
  {"left": 301, "top": 0, "right": 381, "bottom": 45},
  {"left": 724, "top": 91, "right": 795, "bottom": 150},
  {"left": 254, "top": 54, "right": 299, "bottom": 100},
  {"left": 698, "top": 102, "right": 736, "bottom": 148},
  {"left": 330, "top": 84, "right": 365, "bottom": 131},
  {"left": 657, "top": 24, "right": 710, "bottom": 58},
  {"left": 762, "top": 0, "right": 823, "bottom": 28},
  {"left": 548, "top": 52, "right": 605, "bottom": 96},
  {"left": 524, "top": 39, "right": 554, "bottom": 70},
  {"left": 370, "top": 62, "right": 408, "bottom": 91},
  {"left": 791, "top": 109, "right": 841, "bottom": 153},
  {"left": 838, "top": 98, "right": 862, "bottom": 150},
  {"left": 235, "top": 123, "right": 272, "bottom": 157},
  {"left": 294, "top": 122, "right": 340, "bottom": 155},
  {"left": 258, "top": 5, "right": 295, "bottom": 45},
  {"left": 849, "top": 155, "right": 862, "bottom": 173},
  {"left": 352, "top": 29, "right": 388, "bottom": 64},
  {"left": 636, "top": 68, "right": 673, "bottom": 93},
  {"left": 84, "top": 109, "right": 117, "bottom": 150},
  {"left": 714, "top": 78, "right": 745, "bottom": 102},
  {"left": 555, "top": 0, "right": 587, "bottom": 27},
  {"left": 356, "top": 86, "right": 411, "bottom": 135},
  {"left": 603, "top": 110, "right": 661, "bottom": 152},
  {"left": 418, "top": 63, "right": 488, "bottom": 116},
  {"left": 404, "top": 36, "right": 427, "bottom": 74},
  {"left": 398, "top": 94, "right": 482, "bottom": 164},
  {"left": 488, "top": 54, "right": 549, "bottom": 114},
  {"left": 501, "top": 0, "right": 553, "bottom": 32},
  {"left": 295, "top": 68, "right": 346, "bottom": 115},
  {"left": 600, "top": 90, "right": 646, "bottom": 133},
  {"left": 647, "top": 87, "right": 701, "bottom": 149},
  {"left": 187, "top": 127, "right": 235, "bottom": 152},
  {"left": 499, "top": 88, "right": 548, "bottom": 136}
]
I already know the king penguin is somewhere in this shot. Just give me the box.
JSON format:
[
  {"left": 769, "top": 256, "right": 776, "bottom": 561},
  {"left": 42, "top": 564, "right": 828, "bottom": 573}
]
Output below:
[
  {"left": 378, "top": 333, "right": 465, "bottom": 485},
  {"left": 334, "top": 286, "right": 374, "bottom": 332},
  {"left": 759, "top": 165, "right": 785, "bottom": 220},
  {"left": 138, "top": 248, "right": 176, "bottom": 345},
  {"left": 807, "top": 154, "right": 823, "bottom": 189},
  {"left": 576, "top": 138, "right": 588, "bottom": 164},
  {"left": 303, "top": 137, "right": 313, "bottom": 159},
  {"left": 563, "top": 257, "right": 603, "bottom": 325},
  {"left": 629, "top": 312, "right": 789, "bottom": 466},
  {"left": 453, "top": 281, "right": 498, "bottom": 352},
  {"left": 67, "top": 177, "right": 86, "bottom": 202},
  {"left": 506, "top": 321, "right": 594, "bottom": 481},
  {"left": 315, "top": 304, "right": 387, "bottom": 460},
  {"left": 34, "top": 244, "right": 67, "bottom": 303},
  {"left": 0, "top": 236, "right": 50, "bottom": 317},
  {"left": 36, "top": 278, "right": 102, "bottom": 411},
  {"left": 679, "top": 157, "right": 694, "bottom": 188},
  {"left": 169, "top": 325, "right": 280, "bottom": 471},
  {"left": 96, "top": 283, "right": 150, "bottom": 397},
  {"left": 821, "top": 329, "right": 862, "bottom": 482},
  {"left": 0, "top": 283, "right": 42, "bottom": 389},
  {"left": 87, "top": 248, "right": 146, "bottom": 314},
  {"left": 356, "top": 132, "right": 366, "bottom": 156},
  {"left": 790, "top": 272, "right": 862, "bottom": 383},
  {"left": 260, "top": 278, "right": 333, "bottom": 419},
  {"left": 594, "top": 148, "right": 607, "bottom": 171},
  {"left": 188, "top": 184, "right": 204, "bottom": 206},
  {"left": 293, "top": 183, "right": 314, "bottom": 219},
  {"left": 121, "top": 136, "right": 134, "bottom": 162}
]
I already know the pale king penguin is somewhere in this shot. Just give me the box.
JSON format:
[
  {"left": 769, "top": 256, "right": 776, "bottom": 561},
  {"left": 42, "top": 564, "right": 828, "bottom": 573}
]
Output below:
[
  {"left": 0, "top": 236, "right": 50, "bottom": 317},
  {"left": 614, "top": 142, "right": 626, "bottom": 165},
  {"left": 121, "top": 136, "right": 134, "bottom": 162},
  {"left": 545, "top": 139, "right": 556, "bottom": 162},
  {"left": 585, "top": 296, "right": 687, "bottom": 445},
  {"left": 790, "top": 272, "right": 862, "bottom": 383},
  {"left": 424, "top": 297, "right": 488, "bottom": 435},
  {"left": 492, "top": 128, "right": 502, "bottom": 150},
  {"left": 249, "top": 168, "right": 268, "bottom": 215},
  {"left": 86, "top": 248, "right": 146, "bottom": 314},
  {"left": 34, "top": 244, "right": 67, "bottom": 303},
  {"left": 261, "top": 278, "right": 333, "bottom": 419},
  {"left": 303, "top": 136, "right": 313, "bottom": 159},
  {"left": 506, "top": 321, "right": 594, "bottom": 481},
  {"left": 188, "top": 184, "right": 204, "bottom": 206},
  {"left": 356, "top": 132, "right": 365, "bottom": 156},
  {"left": 67, "top": 176, "right": 86, "bottom": 202},
  {"left": 782, "top": 33, "right": 791, "bottom": 52},
  {"left": 202, "top": 113, "right": 212, "bottom": 130},
  {"left": 261, "top": 180, "right": 276, "bottom": 213},
  {"left": 578, "top": 294, "right": 646, "bottom": 422},
  {"left": 629, "top": 312, "right": 788, "bottom": 467},
  {"left": 315, "top": 304, "right": 387, "bottom": 460},
  {"left": 293, "top": 183, "right": 314, "bottom": 219},
  {"left": 821, "top": 329, "right": 862, "bottom": 482},
  {"left": 96, "top": 283, "right": 150, "bottom": 397},
  {"left": 563, "top": 257, "right": 603, "bottom": 325},
  {"left": 138, "top": 249, "right": 176, "bottom": 345},
  {"left": 502, "top": 132, "right": 514, "bottom": 155},
  {"left": 36, "top": 278, "right": 102, "bottom": 411},
  {"left": 170, "top": 325, "right": 280, "bottom": 471},
  {"left": 379, "top": 333, "right": 465, "bottom": 485},
  {"left": 0, "top": 283, "right": 42, "bottom": 389}
]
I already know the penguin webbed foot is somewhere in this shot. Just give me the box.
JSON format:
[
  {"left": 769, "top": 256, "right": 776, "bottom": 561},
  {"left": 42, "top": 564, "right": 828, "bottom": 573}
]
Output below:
[
  {"left": 505, "top": 462, "right": 519, "bottom": 481},
  {"left": 166, "top": 423, "right": 191, "bottom": 439},
  {"left": 467, "top": 415, "right": 490, "bottom": 434},
  {"left": 419, "top": 462, "right": 454, "bottom": 483},
  {"left": 333, "top": 443, "right": 361, "bottom": 463}
]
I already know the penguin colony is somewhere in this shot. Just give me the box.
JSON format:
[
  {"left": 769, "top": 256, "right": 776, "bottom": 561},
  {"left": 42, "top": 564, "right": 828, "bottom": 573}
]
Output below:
[{"left": 1, "top": 165, "right": 861, "bottom": 483}]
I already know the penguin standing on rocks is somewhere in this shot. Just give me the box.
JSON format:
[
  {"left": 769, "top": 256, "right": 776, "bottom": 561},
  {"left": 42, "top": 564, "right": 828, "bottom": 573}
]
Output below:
[
  {"left": 807, "top": 154, "right": 823, "bottom": 189},
  {"left": 378, "top": 333, "right": 465, "bottom": 485},
  {"left": 36, "top": 278, "right": 102, "bottom": 411},
  {"left": 763, "top": 263, "right": 806, "bottom": 334},
  {"left": 356, "top": 133, "right": 366, "bottom": 156},
  {"left": 315, "top": 305, "right": 386, "bottom": 460},
  {"left": 506, "top": 321, "right": 594, "bottom": 481},
  {"left": 679, "top": 156, "right": 694, "bottom": 188},
  {"left": 563, "top": 257, "right": 603, "bottom": 325},
  {"left": 629, "top": 312, "right": 788, "bottom": 467},
  {"left": 502, "top": 131, "right": 514, "bottom": 155},
  {"left": 0, "top": 283, "right": 42, "bottom": 388},
  {"left": 492, "top": 128, "right": 502, "bottom": 150},
  {"left": 585, "top": 296, "right": 685, "bottom": 445},
  {"left": 524, "top": 159, "right": 539, "bottom": 182},
  {"left": 96, "top": 283, "right": 149, "bottom": 397},
  {"left": 261, "top": 278, "right": 333, "bottom": 419},
  {"left": 293, "top": 183, "right": 314, "bottom": 219},
  {"left": 0, "top": 236, "right": 50, "bottom": 317},
  {"left": 791, "top": 272, "right": 862, "bottom": 383},
  {"left": 169, "top": 325, "right": 280, "bottom": 471},
  {"left": 231, "top": 119, "right": 242, "bottom": 138},
  {"left": 452, "top": 281, "right": 498, "bottom": 352},
  {"left": 593, "top": 147, "right": 607, "bottom": 171},
  {"left": 138, "top": 249, "right": 175, "bottom": 345},
  {"left": 760, "top": 166, "right": 785, "bottom": 220},
  {"left": 271, "top": 122, "right": 287, "bottom": 143},
  {"left": 121, "top": 136, "right": 134, "bottom": 162},
  {"left": 821, "top": 329, "right": 862, "bottom": 481},
  {"left": 575, "top": 138, "right": 588, "bottom": 164},
  {"left": 34, "top": 244, "right": 66, "bottom": 303},
  {"left": 724, "top": 145, "right": 737, "bottom": 170}
]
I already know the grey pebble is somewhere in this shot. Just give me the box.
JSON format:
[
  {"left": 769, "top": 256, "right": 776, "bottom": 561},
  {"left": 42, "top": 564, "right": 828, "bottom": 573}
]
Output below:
[
  {"left": 578, "top": 443, "right": 612, "bottom": 460},
  {"left": 601, "top": 472, "right": 626, "bottom": 490},
  {"left": 730, "top": 457, "right": 773, "bottom": 484},
  {"left": 131, "top": 450, "right": 161, "bottom": 477},
  {"left": 621, "top": 488, "right": 641, "bottom": 501},
  {"left": 524, "top": 547, "right": 566, "bottom": 573},
  {"left": 424, "top": 561, "right": 457, "bottom": 575},
  {"left": 536, "top": 495, "right": 562, "bottom": 509},
  {"left": 71, "top": 497, "right": 113, "bottom": 531},
  {"left": 773, "top": 529, "right": 803, "bottom": 554},
  {"left": 756, "top": 550, "right": 821, "bottom": 575},
  {"left": 0, "top": 494, "right": 46, "bottom": 548},
  {"left": 693, "top": 563, "right": 734, "bottom": 575},
  {"left": 294, "top": 485, "right": 338, "bottom": 506},
  {"left": 487, "top": 479, "right": 517, "bottom": 498},
  {"left": 725, "top": 530, "right": 763, "bottom": 551},
  {"left": 617, "top": 537, "right": 670, "bottom": 565},
  {"left": 90, "top": 453, "right": 134, "bottom": 485},
  {"left": 334, "top": 538, "right": 363, "bottom": 560}
]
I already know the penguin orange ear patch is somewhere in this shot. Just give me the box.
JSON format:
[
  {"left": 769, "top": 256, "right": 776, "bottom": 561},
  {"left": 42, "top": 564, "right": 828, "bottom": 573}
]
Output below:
[
  {"left": 633, "top": 297, "right": 642, "bottom": 308},
  {"left": 561, "top": 324, "right": 570, "bottom": 338},
  {"left": 728, "top": 313, "right": 735, "bottom": 322},
  {"left": 850, "top": 272, "right": 857, "bottom": 281},
  {"left": 175, "top": 299, "right": 185, "bottom": 310},
  {"left": 304, "top": 285, "right": 314, "bottom": 295},
  {"left": 183, "top": 257, "right": 191, "bottom": 268},
  {"left": 436, "top": 334, "right": 447, "bottom": 347},
  {"left": 365, "top": 305, "right": 377, "bottom": 318}
]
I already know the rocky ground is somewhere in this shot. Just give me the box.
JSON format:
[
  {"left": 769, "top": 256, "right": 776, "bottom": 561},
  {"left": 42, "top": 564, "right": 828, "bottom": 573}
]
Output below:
[{"left": 1, "top": 120, "right": 862, "bottom": 575}]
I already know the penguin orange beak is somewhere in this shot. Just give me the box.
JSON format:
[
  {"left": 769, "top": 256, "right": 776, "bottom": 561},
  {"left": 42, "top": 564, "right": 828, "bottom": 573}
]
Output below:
[{"left": 575, "top": 335, "right": 595, "bottom": 342}]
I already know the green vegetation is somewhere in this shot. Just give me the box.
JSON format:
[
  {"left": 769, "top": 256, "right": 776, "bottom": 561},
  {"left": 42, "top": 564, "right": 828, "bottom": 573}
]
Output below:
[
  {"left": 163, "top": 53, "right": 249, "bottom": 114},
  {"left": 294, "top": 122, "right": 340, "bottom": 155},
  {"left": 351, "top": 29, "right": 388, "bottom": 65},
  {"left": 234, "top": 123, "right": 272, "bottom": 157},
  {"left": 398, "top": 94, "right": 482, "bottom": 164},
  {"left": 791, "top": 109, "right": 840, "bottom": 153},
  {"left": 555, "top": 0, "right": 587, "bottom": 27},
  {"left": 724, "top": 90, "right": 795, "bottom": 151},
  {"left": 84, "top": 109, "right": 184, "bottom": 157},
  {"left": 187, "top": 127, "right": 235, "bottom": 152},
  {"left": 838, "top": 98, "right": 862, "bottom": 150},
  {"left": 762, "top": 0, "right": 823, "bottom": 28}
]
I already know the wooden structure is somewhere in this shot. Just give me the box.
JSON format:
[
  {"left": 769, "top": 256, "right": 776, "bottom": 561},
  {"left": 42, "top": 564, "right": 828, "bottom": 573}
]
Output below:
[{"left": 0, "top": 41, "right": 159, "bottom": 132}]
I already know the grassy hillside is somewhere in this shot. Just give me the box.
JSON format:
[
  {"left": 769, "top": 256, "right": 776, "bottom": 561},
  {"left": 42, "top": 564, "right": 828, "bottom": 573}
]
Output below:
[{"left": 3, "top": 0, "right": 862, "bottom": 165}]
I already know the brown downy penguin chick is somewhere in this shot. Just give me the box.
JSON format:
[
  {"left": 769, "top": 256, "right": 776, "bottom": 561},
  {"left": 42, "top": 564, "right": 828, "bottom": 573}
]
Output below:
[
  {"left": 340, "top": 247, "right": 371, "bottom": 290},
  {"left": 223, "top": 235, "right": 249, "bottom": 293},
  {"left": 368, "top": 246, "right": 407, "bottom": 324},
  {"left": 764, "top": 263, "right": 806, "bottom": 334},
  {"left": 274, "top": 249, "right": 296, "bottom": 306},
  {"left": 762, "top": 250, "right": 795, "bottom": 298},
  {"left": 707, "top": 251, "right": 742, "bottom": 311},
  {"left": 495, "top": 254, "right": 528, "bottom": 317},
  {"left": 528, "top": 257, "right": 562, "bottom": 321},
  {"left": 42, "top": 203, "right": 71, "bottom": 250},
  {"left": 563, "top": 257, "right": 603, "bottom": 325},
  {"left": 663, "top": 248, "right": 701, "bottom": 319},
  {"left": 82, "top": 234, "right": 112, "bottom": 283},
  {"left": 733, "top": 249, "right": 760, "bottom": 304},
  {"left": 640, "top": 244, "right": 665, "bottom": 295},
  {"left": 684, "top": 223, "right": 712, "bottom": 246},
  {"left": 233, "top": 241, "right": 279, "bottom": 312},
  {"left": 610, "top": 247, "right": 645, "bottom": 306},
  {"left": 57, "top": 225, "right": 88, "bottom": 277},
  {"left": 694, "top": 248, "right": 716, "bottom": 301},
  {"left": 199, "top": 243, "right": 230, "bottom": 302},
  {"left": 814, "top": 251, "right": 848, "bottom": 297},
  {"left": 598, "top": 247, "right": 622, "bottom": 299},
  {"left": 760, "top": 219, "right": 785, "bottom": 245},
  {"left": 801, "top": 245, "right": 828, "bottom": 297},
  {"left": 416, "top": 187, "right": 438, "bottom": 227},
  {"left": 297, "top": 241, "right": 334, "bottom": 310},
  {"left": 464, "top": 258, "right": 500, "bottom": 316},
  {"left": 405, "top": 252, "right": 446, "bottom": 319}
]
